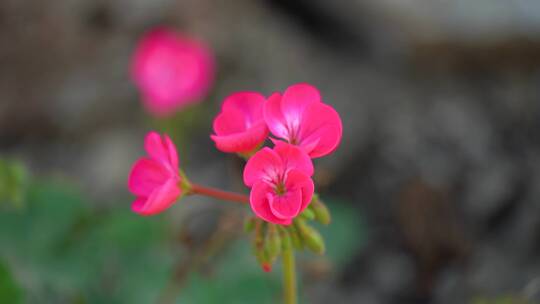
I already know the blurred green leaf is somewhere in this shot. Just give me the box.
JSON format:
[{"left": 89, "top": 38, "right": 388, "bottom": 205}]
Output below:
[
  {"left": 0, "top": 259, "right": 23, "bottom": 304},
  {"left": 0, "top": 180, "right": 367, "bottom": 304},
  {"left": 0, "top": 180, "right": 174, "bottom": 303},
  {"left": 0, "top": 158, "right": 28, "bottom": 208},
  {"left": 316, "top": 198, "right": 367, "bottom": 266},
  {"left": 181, "top": 239, "right": 281, "bottom": 304}
]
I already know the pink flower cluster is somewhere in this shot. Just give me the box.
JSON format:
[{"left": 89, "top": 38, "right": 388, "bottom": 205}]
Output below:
[
  {"left": 128, "top": 83, "right": 342, "bottom": 225},
  {"left": 212, "top": 83, "right": 342, "bottom": 224}
]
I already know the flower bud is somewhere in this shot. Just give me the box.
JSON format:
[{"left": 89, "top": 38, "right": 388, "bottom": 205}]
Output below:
[
  {"left": 252, "top": 221, "right": 272, "bottom": 272},
  {"left": 261, "top": 263, "right": 272, "bottom": 272},
  {"left": 278, "top": 226, "right": 292, "bottom": 251},
  {"left": 301, "top": 208, "right": 315, "bottom": 221},
  {"left": 311, "top": 196, "right": 331, "bottom": 225},
  {"left": 254, "top": 247, "right": 272, "bottom": 272},
  {"left": 297, "top": 220, "right": 325, "bottom": 254},
  {"left": 288, "top": 224, "right": 304, "bottom": 250},
  {"left": 264, "top": 225, "right": 282, "bottom": 260}
]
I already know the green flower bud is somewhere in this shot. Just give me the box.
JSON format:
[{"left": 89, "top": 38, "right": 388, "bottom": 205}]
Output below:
[
  {"left": 288, "top": 224, "right": 304, "bottom": 250},
  {"left": 252, "top": 221, "right": 272, "bottom": 272},
  {"left": 297, "top": 220, "right": 325, "bottom": 254},
  {"left": 264, "top": 225, "right": 281, "bottom": 260},
  {"left": 311, "top": 196, "right": 331, "bottom": 225},
  {"left": 278, "top": 226, "right": 292, "bottom": 251},
  {"left": 301, "top": 208, "right": 315, "bottom": 220}
]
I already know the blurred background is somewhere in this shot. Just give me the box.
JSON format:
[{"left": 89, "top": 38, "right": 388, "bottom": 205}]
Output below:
[{"left": 1, "top": 0, "right": 540, "bottom": 303}]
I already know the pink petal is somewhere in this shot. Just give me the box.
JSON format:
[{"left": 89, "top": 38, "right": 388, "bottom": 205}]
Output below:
[
  {"left": 132, "top": 178, "right": 181, "bottom": 216},
  {"left": 211, "top": 121, "right": 268, "bottom": 153},
  {"left": 264, "top": 92, "right": 290, "bottom": 141},
  {"left": 285, "top": 169, "right": 314, "bottom": 213},
  {"left": 298, "top": 102, "right": 342, "bottom": 158},
  {"left": 163, "top": 134, "right": 179, "bottom": 171},
  {"left": 280, "top": 83, "right": 321, "bottom": 122},
  {"left": 249, "top": 181, "right": 292, "bottom": 225},
  {"left": 213, "top": 106, "right": 250, "bottom": 135},
  {"left": 128, "top": 158, "right": 170, "bottom": 196},
  {"left": 273, "top": 141, "right": 314, "bottom": 176},
  {"left": 243, "top": 147, "right": 283, "bottom": 187},
  {"left": 268, "top": 188, "right": 303, "bottom": 220},
  {"left": 131, "top": 197, "right": 148, "bottom": 214},
  {"left": 144, "top": 132, "right": 179, "bottom": 172},
  {"left": 221, "top": 92, "right": 266, "bottom": 124},
  {"left": 145, "top": 132, "right": 168, "bottom": 162}
]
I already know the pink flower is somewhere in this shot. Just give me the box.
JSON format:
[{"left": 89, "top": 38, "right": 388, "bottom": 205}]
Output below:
[
  {"left": 264, "top": 83, "right": 342, "bottom": 158},
  {"left": 211, "top": 92, "right": 269, "bottom": 154},
  {"left": 243, "top": 142, "right": 314, "bottom": 225},
  {"left": 128, "top": 131, "right": 182, "bottom": 215},
  {"left": 131, "top": 27, "right": 214, "bottom": 116}
]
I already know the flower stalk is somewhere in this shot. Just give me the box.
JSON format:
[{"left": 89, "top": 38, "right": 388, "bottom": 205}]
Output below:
[
  {"left": 189, "top": 183, "right": 249, "bottom": 204},
  {"left": 282, "top": 245, "right": 297, "bottom": 304}
]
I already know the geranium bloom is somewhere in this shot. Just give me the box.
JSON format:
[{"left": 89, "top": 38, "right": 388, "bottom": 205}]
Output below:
[
  {"left": 131, "top": 27, "right": 214, "bottom": 116},
  {"left": 243, "top": 142, "right": 314, "bottom": 225},
  {"left": 264, "top": 83, "right": 342, "bottom": 158},
  {"left": 128, "top": 132, "right": 182, "bottom": 215},
  {"left": 211, "top": 92, "right": 268, "bottom": 154}
]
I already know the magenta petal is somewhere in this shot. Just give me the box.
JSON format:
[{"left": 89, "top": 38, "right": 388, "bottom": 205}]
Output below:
[
  {"left": 285, "top": 169, "right": 314, "bottom": 213},
  {"left": 250, "top": 181, "right": 292, "bottom": 225},
  {"left": 213, "top": 106, "right": 247, "bottom": 135},
  {"left": 243, "top": 147, "right": 283, "bottom": 186},
  {"left": 264, "top": 92, "right": 290, "bottom": 141},
  {"left": 132, "top": 178, "right": 181, "bottom": 216},
  {"left": 298, "top": 102, "right": 342, "bottom": 158},
  {"left": 221, "top": 92, "right": 266, "bottom": 122},
  {"left": 281, "top": 83, "right": 321, "bottom": 121},
  {"left": 273, "top": 142, "right": 314, "bottom": 176},
  {"left": 144, "top": 132, "right": 168, "bottom": 162},
  {"left": 211, "top": 122, "right": 268, "bottom": 153},
  {"left": 212, "top": 92, "right": 266, "bottom": 142},
  {"left": 131, "top": 197, "right": 148, "bottom": 214},
  {"left": 128, "top": 158, "right": 170, "bottom": 196},
  {"left": 268, "top": 188, "right": 302, "bottom": 220},
  {"left": 144, "top": 132, "right": 179, "bottom": 172},
  {"left": 163, "top": 134, "right": 179, "bottom": 171}
]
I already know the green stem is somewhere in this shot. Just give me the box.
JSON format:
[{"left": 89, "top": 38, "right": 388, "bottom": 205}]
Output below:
[{"left": 282, "top": 246, "right": 297, "bottom": 304}]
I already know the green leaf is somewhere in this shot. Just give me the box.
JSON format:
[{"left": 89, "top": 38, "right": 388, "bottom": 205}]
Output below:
[
  {"left": 0, "top": 158, "right": 29, "bottom": 208},
  {"left": 0, "top": 259, "right": 23, "bottom": 304}
]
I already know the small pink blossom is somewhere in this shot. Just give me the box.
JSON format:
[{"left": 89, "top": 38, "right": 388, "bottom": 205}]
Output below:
[
  {"left": 131, "top": 27, "right": 214, "bottom": 116},
  {"left": 264, "top": 83, "right": 342, "bottom": 158},
  {"left": 211, "top": 92, "right": 269, "bottom": 154},
  {"left": 128, "top": 131, "right": 182, "bottom": 215},
  {"left": 243, "top": 142, "right": 314, "bottom": 225}
]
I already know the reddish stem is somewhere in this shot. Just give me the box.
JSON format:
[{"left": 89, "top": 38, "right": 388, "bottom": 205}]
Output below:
[{"left": 190, "top": 183, "right": 249, "bottom": 204}]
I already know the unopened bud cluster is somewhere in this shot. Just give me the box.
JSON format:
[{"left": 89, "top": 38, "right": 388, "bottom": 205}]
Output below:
[{"left": 245, "top": 196, "right": 331, "bottom": 271}]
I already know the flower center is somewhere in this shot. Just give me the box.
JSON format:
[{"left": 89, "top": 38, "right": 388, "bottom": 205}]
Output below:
[
  {"left": 274, "top": 182, "right": 286, "bottom": 196},
  {"left": 285, "top": 118, "right": 301, "bottom": 145}
]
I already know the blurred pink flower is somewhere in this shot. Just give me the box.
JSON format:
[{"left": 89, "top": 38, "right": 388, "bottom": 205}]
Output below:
[
  {"left": 243, "top": 142, "right": 314, "bottom": 225},
  {"left": 128, "top": 131, "right": 182, "bottom": 215},
  {"left": 264, "top": 83, "right": 342, "bottom": 158},
  {"left": 211, "top": 92, "right": 269, "bottom": 154},
  {"left": 131, "top": 27, "right": 214, "bottom": 116}
]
